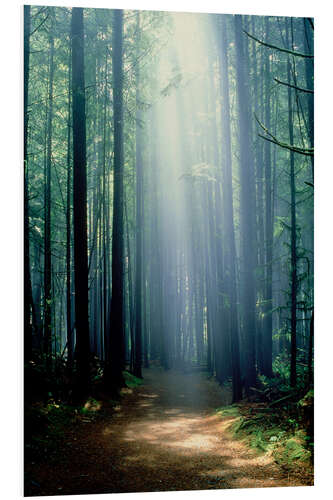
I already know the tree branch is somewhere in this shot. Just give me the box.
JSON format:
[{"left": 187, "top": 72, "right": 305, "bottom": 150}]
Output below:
[
  {"left": 30, "top": 14, "right": 49, "bottom": 37},
  {"left": 244, "top": 30, "right": 314, "bottom": 58},
  {"left": 258, "top": 134, "right": 314, "bottom": 157},
  {"left": 255, "top": 114, "right": 314, "bottom": 157},
  {"left": 274, "top": 77, "right": 313, "bottom": 94}
]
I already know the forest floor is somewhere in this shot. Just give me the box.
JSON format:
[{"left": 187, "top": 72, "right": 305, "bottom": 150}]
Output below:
[{"left": 25, "top": 366, "right": 312, "bottom": 496}]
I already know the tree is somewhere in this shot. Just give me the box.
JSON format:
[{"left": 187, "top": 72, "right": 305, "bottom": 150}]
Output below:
[
  {"left": 105, "top": 9, "right": 126, "bottom": 391},
  {"left": 234, "top": 14, "right": 257, "bottom": 392},
  {"left": 23, "top": 6, "right": 313, "bottom": 411},
  {"left": 134, "top": 11, "right": 143, "bottom": 378},
  {"left": 217, "top": 14, "right": 242, "bottom": 401},
  {"left": 71, "top": 6, "right": 90, "bottom": 397},
  {"left": 286, "top": 19, "right": 297, "bottom": 388},
  {"left": 66, "top": 48, "right": 73, "bottom": 372},
  {"left": 24, "top": 4, "right": 33, "bottom": 364},
  {"left": 262, "top": 17, "right": 273, "bottom": 377},
  {"left": 44, "top": 9, "right": 55, "bottom": 365}
]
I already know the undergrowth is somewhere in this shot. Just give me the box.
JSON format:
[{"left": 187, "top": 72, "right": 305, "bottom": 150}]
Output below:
[
  {"left": 216, "top": 355, "right": 313, "bottom": 478},
  {"left": 25, "top": 367, "right": 143, "bottom": 466},
  {"left": 216, "top": 402, "right": 312, "bottom": 473},
  {"left": 123, "top": 370, "right": 144, "bottom": 389}
]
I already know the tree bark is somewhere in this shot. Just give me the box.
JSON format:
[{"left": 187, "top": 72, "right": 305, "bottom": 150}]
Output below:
[
  {"left": 44, "top": 13, "right": 54, "bottom": 365},
  {"left": 71, "top": 7, "right": 90, "bottom": 398},
  {"left": 134, "top": 11, "right": 143, "bottom": 378},
  {"left": 24, "top": 5, "right": 34, "bottom": 364},
  {"left": 218, "top": 15, "right": 242, "bottom": 401},
  {"left": 234, "top": 14, "right": 257, "bottom": 392},
  {"left": 286, "top": 20, "right": 297, "bottom": 388},
  {"left": 263, "top": 17, "right": 273, "bottom": 377},
  {"left": 105, "top": 9, "right": 126, "bottom": 390},
  {"left": 66, "top": 48, "right": 73, "bottom": 372}
]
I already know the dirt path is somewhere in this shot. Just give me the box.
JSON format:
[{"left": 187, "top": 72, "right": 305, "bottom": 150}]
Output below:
[{"left": 26, "top": 367, "right": 306, "bottom": 496}]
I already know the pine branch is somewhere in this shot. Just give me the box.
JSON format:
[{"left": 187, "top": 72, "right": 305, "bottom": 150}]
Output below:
[
  {"left": 255, "top": 114, "right": 314, "bottom": 157},
  {"left": 274, "top": 77, "right": 313, "bottom": 94},
  {"left": 244, "top": 30, "right": 314, "bottom": 58},
  {"left": 30, "top": 14, "right": 49, "bottom": 37}
]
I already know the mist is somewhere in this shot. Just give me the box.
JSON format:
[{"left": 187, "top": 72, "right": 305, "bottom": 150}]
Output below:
[{"left": 24, "top": 6, "right": 314, "bottom": 495}]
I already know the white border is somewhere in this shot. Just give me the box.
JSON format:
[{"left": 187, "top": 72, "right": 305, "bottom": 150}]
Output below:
[{"left": 1, "top": 1, "right": 331, "bottom": 499}]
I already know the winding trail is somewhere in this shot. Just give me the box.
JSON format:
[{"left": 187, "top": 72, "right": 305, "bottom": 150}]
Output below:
[{"left": 26, "top": 367, "right": 305, "bottom": 496}]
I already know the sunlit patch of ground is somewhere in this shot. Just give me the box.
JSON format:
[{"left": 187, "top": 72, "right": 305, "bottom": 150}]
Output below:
[{"left": 25, "top": 367, "right": 309, "bottom": 496}]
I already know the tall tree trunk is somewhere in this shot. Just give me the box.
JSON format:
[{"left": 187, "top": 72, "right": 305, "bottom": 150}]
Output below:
[
  {"left": 102, "top": 52, "right": 109, "bottom": 367},
  {"left": 234, "top": 15, "right": 257, "bottom": 392},
  {"left": 218, "top": 15, "right": 242, "bottom": 401},
  {"left": 105, "top": 9, "right": 125, "bottom": 390},
  {"left": 134, "top": 11, "right": 143, "bottom": 378},
  {"left": 263, "top": 17, "right": 273, "bottom": 377},
  {"left": 24, "top": 5, "right": 33, "bottom": 364},
  {"left": 286, "top": 21, "right": 297, "bottom": 388},
  {"left": 66, "top": 49, "right": 73, "bottom": 372},
  {"left": 251, "top": 16, "right": 265, "bottom": 375},
  {"left": 71, "top": 7, "right": 90, "bottom": 398},
  {"left": 44, "top": 13, "right": 54, "bottom": 366}
]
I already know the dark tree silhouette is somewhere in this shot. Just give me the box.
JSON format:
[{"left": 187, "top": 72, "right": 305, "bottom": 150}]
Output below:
[
  {"left": 105, "top": 9, "right": 126, "bottom": 391},
  {"left": 71, "top": 7, "right": 90, "bottom": 397}
]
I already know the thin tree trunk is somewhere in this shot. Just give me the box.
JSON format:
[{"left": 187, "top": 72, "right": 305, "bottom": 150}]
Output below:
[
  {"left": 66, "top": 49, "right": 73, "bottom": 372},
  {"left": 286, "top": 21, "right": 297, "bottom": 388},
  {"left": 24, "top": 5, "right": 34, "bottom": 364},
  {"left": 134, "top": 11, "right": 143, "bottom": 378},
  {"left": 263, "top": 17, "right": 273, "bottom": 377},
  {"left": 44, "top": 14, "right": 54, "bottom": 366}
]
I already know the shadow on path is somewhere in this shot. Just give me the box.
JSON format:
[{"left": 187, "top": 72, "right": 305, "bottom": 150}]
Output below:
[{"left": 25, "top": 367, "right": 306, "bottom": 496}]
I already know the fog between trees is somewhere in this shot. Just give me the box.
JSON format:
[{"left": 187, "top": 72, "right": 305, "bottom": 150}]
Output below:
[{"left": 24, "top": 7, "right": 314, "bottom": 402}]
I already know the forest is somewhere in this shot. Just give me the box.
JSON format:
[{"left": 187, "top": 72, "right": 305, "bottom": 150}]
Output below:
[{"left": 24, "top": 5, "right": 314, "bottom": 496}]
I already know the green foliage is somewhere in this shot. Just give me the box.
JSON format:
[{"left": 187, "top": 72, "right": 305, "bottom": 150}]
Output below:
[
  {"left": 81, "top": 397, "right": 102, "bottom": 414},
  {"left": 215, "top": 405, "right": 240, "bottom": 417},
  {"left": 250, "top": 430, "right": 267, "bottom": 452},
  {"left": 25, "top": 352, "right": 70, "bottom": 402},
  {"left": 123, "top": 370, "right": 143, "bottom": 388},
  {"left": 217, "top": 397, "right": 313, "bottom": 473},
  {"left": 273, "top": 216, "right": 289, "bottom": 239},
  {"left": 25, "top": 401, "right": 77, "bottom": 463},
  {"left": 274, "top": 435, "right": 311, "bottom": 466}
]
